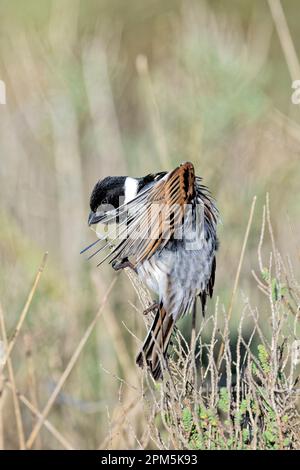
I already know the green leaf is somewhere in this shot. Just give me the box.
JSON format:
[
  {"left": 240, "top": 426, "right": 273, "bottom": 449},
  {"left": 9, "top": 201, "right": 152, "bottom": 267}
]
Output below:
[
  {"left": 262, "top": 268, "right": 269, "bottom": 281},
  {"left": 218, "top": 387, "right": 230, "bottom": 412},
  {"left": 258, "top": 344, "right": 271, "bottom": 373},
  {"left": 182, "top": 407, "right": 193, "bottom": 432},
  {"left": 271, "top": 278, "right": 279, "bottom": 302}
]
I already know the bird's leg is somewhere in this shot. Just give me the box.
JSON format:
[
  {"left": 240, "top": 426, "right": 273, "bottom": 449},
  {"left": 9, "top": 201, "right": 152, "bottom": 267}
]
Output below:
[
  {"left": 143, "top": 302, "right": 159, "bottom": 316},
  {"left": 112, "top": 258, "right": 137, "bottom": 272}
]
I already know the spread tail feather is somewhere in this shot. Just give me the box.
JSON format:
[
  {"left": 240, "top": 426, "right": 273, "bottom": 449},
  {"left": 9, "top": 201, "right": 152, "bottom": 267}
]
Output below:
[{"left": 136, "top": 303, "right": 174, "bottom": 380}]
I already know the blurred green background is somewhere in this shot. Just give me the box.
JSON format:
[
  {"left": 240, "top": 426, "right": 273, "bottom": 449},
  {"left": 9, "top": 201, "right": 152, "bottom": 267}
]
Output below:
[{"left": 0, "top": 0, "right": 299, "bottom": 449}]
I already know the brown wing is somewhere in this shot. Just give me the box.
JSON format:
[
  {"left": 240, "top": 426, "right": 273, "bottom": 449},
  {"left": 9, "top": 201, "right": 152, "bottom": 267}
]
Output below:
[{"left": 97, "top": 162, "right": 196, "bottom": 267}]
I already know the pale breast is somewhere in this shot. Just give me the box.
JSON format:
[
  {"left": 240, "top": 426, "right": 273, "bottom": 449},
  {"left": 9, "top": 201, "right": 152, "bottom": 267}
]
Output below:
[{"left": 137, "top": 237, "right": 215, "bottom": 321}]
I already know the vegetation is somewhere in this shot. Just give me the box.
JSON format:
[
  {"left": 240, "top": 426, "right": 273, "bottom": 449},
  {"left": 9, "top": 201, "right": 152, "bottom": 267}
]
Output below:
[{"left": 131, "top": 199, "right": 300, "bottom": 450}]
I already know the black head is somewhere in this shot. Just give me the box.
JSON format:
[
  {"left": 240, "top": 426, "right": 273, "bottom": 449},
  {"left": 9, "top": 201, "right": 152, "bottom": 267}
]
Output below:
[
  {"left": 89, "top": 176, "right": 127, "bottom": 212},
  {"left": 88, "top": 172, "right": 167, "bottom": 226},
  {"left": 88, "top": 176, "right": 126, "bottom": 225}
]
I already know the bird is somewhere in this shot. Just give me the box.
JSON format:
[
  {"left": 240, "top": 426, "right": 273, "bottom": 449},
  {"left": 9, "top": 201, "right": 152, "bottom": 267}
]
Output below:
[{"left": 84, "top": 162, "right": 218, "bottom": 380}]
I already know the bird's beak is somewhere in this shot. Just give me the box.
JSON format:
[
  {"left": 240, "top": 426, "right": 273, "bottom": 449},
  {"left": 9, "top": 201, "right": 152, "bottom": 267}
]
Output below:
[{"left": 88, "top": 211, "right": 104, "bottom": 226}]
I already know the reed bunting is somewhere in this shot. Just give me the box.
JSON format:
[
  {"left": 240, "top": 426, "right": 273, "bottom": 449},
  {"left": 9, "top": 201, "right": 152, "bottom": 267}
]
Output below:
[{"left": 84, "top": 162, "right": 218, "bottom": 379}]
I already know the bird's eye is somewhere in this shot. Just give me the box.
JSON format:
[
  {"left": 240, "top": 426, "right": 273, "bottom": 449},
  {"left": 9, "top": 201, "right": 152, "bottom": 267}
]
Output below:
[{"left": 102, "top": 198, "right": 108, "bottom": 205}]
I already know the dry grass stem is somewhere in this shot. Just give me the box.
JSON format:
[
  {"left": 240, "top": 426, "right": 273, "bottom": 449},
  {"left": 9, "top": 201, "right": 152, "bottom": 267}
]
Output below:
[
  {"left": 26, "top": 278, "right": 116, "bottom": 449},
  {"left": 0, "top": 304, "right": 26, "bottom": 449},
  {"left": 0, "top": 252, "right": 48, "bottom": 376},
  {"left": 268, "top": 0, "right": 300, "bottom": 80},
  {"left": 4, "top": 380, "right": 74, "bottom": 450},
  {"left": 217, "top": 196, "right": 257, "bottom": 366}
]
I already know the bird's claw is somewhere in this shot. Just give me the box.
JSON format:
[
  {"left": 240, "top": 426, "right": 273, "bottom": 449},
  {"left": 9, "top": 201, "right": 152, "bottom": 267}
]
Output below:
[{"left": 112, "top": 259, "right": 137, "bottom": 272}]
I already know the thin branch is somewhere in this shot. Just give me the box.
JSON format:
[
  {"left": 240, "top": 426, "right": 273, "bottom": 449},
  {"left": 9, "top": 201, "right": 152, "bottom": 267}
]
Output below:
[
  {"left": 268, "top": 0, "right": 300, "bottom": 81},
  {"left": 26, "top": 278, "right": 116, "bottom": 449},
  {"left": 0, "top": 252, "right": 48, "bottom": 375},
  {"left": 217, "top": 196, "right": 257, "bottom": 366},
  {"left": 0, "top": 374, "right": 5, "bottom": 450},
  {"left": 0, "top": 304, "right": 25, "bottom": 449},
  {"left": 24, "top": 333, "right": 42, "bottom": 449},
  {"left": 4, "top": 380, "right": 74, "bottom": 450}
]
